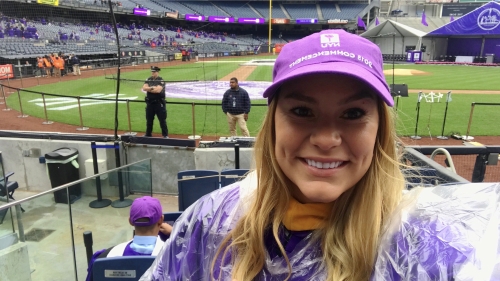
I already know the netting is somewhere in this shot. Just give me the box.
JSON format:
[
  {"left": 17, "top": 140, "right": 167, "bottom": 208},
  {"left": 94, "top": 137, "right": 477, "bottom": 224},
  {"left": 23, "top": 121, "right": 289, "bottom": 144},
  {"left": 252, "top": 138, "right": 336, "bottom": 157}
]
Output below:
[{"left": 0, "top": 0, "right": 273, "bottom": 139}]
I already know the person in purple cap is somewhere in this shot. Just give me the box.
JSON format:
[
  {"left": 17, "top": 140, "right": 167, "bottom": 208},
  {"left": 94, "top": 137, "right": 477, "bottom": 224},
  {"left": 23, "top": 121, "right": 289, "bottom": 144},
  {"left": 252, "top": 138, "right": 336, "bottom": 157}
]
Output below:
[
  {"left": 86, "top": 196, "right": 172, "bottom": 281},
  {"left": 140, "top": 30, "right": 500, "bottom": 281}
]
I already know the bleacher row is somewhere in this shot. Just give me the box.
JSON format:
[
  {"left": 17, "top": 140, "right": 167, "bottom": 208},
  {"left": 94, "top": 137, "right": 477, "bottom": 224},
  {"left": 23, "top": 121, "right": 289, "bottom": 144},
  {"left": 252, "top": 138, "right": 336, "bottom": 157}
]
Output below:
[
  {"left": 382, "top": 54, "right": 407, "bottom": 62},
  {"left": 77, "top": 0, "right": 367, "bottom": 21},
  {"left": 0, "top": 16, "right": 262, "bottom": 58}
]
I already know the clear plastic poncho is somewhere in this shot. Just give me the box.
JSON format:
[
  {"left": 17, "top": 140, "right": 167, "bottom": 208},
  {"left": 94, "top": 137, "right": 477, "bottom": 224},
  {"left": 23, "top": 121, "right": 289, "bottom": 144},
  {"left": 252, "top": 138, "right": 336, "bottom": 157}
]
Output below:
[{"left": 140, "top": 172, "right": 500, "bottom": 281}]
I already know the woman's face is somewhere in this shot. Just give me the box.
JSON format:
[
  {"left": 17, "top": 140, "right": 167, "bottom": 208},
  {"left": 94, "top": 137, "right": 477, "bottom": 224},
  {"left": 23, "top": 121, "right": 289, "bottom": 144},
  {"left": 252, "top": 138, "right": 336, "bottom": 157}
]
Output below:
[{"left": 274, "top": 74, "right": 380, "bottom": 204}]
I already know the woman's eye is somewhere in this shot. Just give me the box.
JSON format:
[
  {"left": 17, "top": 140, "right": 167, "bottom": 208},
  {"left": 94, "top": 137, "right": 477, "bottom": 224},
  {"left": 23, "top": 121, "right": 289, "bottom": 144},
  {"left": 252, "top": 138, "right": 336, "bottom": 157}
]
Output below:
[
  {"left": 342, "top": 108, "right": 366, "bottom": 119},
  {"left": 291, "top": 107, "right": 312, "bottom": 117}
]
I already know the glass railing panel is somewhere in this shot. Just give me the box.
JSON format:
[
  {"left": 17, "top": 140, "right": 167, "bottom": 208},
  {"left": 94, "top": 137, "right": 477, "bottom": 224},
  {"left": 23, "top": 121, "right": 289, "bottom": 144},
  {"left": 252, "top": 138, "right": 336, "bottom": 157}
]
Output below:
[
  {"left": 0, "top": 158, "right": 153, "bottom": 281},
  {"left": 0, "top": 188, "right": 75, "bottom": 281},
  {"left": 0, "top": 200, "right": 16, "bottom": 241},
  {"left": 70, "top": 158, "right": 152, "bottom": 281}
]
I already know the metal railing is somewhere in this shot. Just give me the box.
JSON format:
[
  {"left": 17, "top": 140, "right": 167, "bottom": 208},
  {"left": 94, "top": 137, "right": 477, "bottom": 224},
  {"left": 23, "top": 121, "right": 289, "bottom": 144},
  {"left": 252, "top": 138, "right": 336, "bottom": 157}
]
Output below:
[
  {"left": 0, "top": 83, "right": 268, "bottom": 137},
  {"left": 0, "top": 157, "right": 152, "bottom": 281}
]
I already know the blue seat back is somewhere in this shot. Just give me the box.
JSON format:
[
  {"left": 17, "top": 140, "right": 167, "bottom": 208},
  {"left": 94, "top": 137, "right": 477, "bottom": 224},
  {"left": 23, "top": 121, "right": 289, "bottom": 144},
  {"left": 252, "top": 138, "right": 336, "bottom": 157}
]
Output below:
[
  {"left": 177, "top": 170, "right": 219, "bottom": 211},
  {"left": 163, "top": 211, "right": 182, "bottom": 225},
  {"left": 92, "top": 256, "right": 155, "bottom": 281},
  {"left": 220, "top": 169, "right": 249, "bottom": 188}
]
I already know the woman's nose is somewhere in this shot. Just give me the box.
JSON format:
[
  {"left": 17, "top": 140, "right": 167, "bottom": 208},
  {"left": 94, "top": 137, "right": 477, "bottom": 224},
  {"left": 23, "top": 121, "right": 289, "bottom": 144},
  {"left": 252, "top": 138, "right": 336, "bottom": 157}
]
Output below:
[{"left": 310, "top": 125, "right": 342, "bottom": 150}]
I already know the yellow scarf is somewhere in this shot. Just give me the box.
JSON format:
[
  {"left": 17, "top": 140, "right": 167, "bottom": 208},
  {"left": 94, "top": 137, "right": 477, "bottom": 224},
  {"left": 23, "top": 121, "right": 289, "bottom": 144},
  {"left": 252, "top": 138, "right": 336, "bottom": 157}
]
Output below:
[{"left": 282, "top": 197, "right": 333, "bottom": 231}]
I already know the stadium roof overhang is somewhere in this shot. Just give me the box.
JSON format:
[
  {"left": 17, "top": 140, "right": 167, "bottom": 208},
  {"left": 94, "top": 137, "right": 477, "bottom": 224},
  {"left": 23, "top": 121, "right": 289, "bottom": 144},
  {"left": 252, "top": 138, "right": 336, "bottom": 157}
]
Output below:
[{"left": 360, "top": 20, "right": 427, "bottom": 38}]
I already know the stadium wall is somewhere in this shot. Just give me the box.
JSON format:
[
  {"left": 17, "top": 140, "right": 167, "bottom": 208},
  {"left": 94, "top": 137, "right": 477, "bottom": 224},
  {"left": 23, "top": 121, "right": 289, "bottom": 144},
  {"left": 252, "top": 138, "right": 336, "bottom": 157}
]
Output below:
[{"left": 0, "top": 137, "right": 254, "bottom": 195}]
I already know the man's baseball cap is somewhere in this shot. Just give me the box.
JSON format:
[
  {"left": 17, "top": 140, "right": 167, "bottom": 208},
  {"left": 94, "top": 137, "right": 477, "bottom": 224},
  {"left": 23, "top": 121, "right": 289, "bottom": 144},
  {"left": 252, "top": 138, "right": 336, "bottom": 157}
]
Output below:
[
  {"left": 129, "top": 196, "right": 162, "bottom": 226},
  {"left": 151, "top": 66, "right": 161, "bottom": 72},
  {"left": 262, "top": 30, "right": 393, "bottom": 107}
]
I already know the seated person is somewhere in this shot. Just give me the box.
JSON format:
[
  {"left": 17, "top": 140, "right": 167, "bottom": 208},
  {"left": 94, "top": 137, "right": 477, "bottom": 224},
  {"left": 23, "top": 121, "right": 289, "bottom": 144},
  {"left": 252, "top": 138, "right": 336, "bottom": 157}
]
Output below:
[{"left": 86, "top": 196, "right": 172, "bottom": 281}]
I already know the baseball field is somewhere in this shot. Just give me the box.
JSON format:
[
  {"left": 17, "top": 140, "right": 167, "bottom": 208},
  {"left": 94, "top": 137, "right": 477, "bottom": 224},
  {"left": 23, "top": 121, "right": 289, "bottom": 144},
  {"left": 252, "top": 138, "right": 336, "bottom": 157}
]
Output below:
[{"left": 4, "top": 55, "right": 500, "bottom": 137}]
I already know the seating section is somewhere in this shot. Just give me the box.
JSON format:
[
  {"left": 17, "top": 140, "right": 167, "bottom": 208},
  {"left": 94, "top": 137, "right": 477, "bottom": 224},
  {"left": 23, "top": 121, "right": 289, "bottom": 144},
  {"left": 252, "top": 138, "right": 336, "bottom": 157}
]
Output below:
[
  {"left": 215, "top": 2, "right": 261, "bottom": 18},
  {"left": 382, "top": 54, "right": 407, "bottom": 62},
  {"left": 137, "top": 0, "right": 167, "bottom": 12},
  {"left": 338, "top": 4, "right": 366, "bottom": 19},
  {"left": 320, "top": 2, "right": 342, "bottom": 20},
  {"left": 250, "top": 2, "right": 288, "bottom": 19},
  {"left": 153, "top": 0, "right": 196, "bottom": 14},
  {"left": 0, "top": 15, "right": 257, "bottom": 58},
  {"left": 0, "top": 1, "right": 370, "bottom": 60},
  {"left": 283, "top": 4, "right": 318, "bottom": 19},
  {"left": 182, "top": 2, "right": 229, "bottom": 16}
]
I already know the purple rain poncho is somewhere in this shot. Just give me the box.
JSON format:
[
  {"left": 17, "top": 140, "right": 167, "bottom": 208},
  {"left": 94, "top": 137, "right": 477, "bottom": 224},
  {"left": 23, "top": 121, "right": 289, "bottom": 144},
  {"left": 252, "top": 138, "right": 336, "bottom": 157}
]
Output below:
[{"left": 140, "top": 172, "right": 500, "bottom": 281}]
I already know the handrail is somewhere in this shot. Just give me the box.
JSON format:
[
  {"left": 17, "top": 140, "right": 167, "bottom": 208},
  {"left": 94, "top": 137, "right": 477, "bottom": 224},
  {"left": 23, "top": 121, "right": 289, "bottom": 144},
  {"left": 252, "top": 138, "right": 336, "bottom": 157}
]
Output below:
[
  {"left": 0, "top": 83, "right": 269, "bottom": 106},
  {"left": 430, "top": 148, "right": 457, "bottom": 174},
  {"left": 403, "top": 148, "right": 469, "bottom": 183},
  {"left": 0, "top": 158, "right": 151, "bottom": 211}
]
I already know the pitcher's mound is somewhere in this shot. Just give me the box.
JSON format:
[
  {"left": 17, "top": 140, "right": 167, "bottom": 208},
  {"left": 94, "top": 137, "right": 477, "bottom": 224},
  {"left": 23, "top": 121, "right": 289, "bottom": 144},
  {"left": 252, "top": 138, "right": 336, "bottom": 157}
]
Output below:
[{"left": 384, "top": 69, "right": 429, "bottom": 76}]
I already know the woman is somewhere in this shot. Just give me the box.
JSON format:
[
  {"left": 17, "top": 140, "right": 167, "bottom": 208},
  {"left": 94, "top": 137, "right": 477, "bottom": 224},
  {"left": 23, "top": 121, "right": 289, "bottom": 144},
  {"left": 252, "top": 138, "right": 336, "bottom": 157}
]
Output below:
[{"left": 141, "top": 30, "right": 500, "bottom": 281}]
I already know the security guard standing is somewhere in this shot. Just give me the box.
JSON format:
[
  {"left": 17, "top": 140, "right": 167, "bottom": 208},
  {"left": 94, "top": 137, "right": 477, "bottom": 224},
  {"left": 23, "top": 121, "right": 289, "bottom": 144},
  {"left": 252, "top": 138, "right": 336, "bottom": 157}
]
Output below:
[{"left": 142, "top": 66, "right": 168, "bottom": 138}]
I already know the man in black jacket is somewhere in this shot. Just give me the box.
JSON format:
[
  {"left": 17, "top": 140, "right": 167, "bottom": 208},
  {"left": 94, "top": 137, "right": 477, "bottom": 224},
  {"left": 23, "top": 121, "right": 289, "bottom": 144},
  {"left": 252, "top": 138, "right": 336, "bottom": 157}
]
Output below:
[
  {"left": 142, "top": 66, "right": 168, "bottom": 138},
  {"left": 221, "top": 77, "right": 251, "bottom": 137}
]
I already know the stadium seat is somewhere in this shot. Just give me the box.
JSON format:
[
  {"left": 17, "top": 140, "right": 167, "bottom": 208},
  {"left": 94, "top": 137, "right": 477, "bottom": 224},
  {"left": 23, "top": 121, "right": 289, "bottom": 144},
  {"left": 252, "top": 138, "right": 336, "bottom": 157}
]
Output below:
[
  {"left": 163, "top": 211, "right": 182, "bottom": 225},
  {"left": 220, "top": 169, "right": 249, "bottom": 188},
  {"left": 177, "top": 170, "right": 219, "bottom": 211},
  {"left": 92, "top": 256, "right": 155, "bottom": 281},
  {"left": 0, "top": 159, "right": 23, "bottom": 223}
]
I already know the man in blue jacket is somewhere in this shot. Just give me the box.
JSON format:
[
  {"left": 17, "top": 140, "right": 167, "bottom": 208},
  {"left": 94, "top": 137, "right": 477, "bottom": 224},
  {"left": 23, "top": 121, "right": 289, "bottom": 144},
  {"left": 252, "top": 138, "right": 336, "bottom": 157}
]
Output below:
[{"left": 221, "top": 77, "right": 251, "bottom": 137}]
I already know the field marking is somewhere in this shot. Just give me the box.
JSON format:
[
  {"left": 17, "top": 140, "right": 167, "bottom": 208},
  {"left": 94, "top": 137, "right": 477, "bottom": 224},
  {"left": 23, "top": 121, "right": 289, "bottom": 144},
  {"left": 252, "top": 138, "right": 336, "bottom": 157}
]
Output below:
[{"left": 28, "top": 93, "right": 138, "bottom": 111}]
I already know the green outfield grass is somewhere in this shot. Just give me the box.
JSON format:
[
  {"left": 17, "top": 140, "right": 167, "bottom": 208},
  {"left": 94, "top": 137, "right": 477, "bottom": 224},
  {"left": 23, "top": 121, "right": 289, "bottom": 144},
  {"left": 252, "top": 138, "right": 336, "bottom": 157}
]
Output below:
[
  {"left": 383, "top": 64, "right": 500, "bottom": 90},
  {"left": 6, "top": 58, "right": 500, "bottom": 136}
]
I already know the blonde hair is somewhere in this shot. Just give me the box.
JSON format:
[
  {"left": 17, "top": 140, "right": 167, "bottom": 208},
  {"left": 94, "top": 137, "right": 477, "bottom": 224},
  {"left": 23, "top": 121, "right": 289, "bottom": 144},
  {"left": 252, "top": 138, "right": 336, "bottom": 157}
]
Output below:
[{"left": 214, "top": 93, "right": 405, "bottom": 281}]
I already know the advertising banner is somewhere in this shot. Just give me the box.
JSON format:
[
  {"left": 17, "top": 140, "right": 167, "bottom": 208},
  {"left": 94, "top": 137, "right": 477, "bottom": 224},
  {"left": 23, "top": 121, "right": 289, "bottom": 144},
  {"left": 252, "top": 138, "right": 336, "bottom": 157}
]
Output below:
[
  {"left": 426, "top": 0, "right": 458, "bottom": 2},
  {"left": 0, "top": 64, "right": 14, "bottom": 80},
  {"left": 174, "top": 53, "right": 182, "bottom": 60},
  {"left": 166, "top": 11, "right": 179, "bottom": 19},
  {"left": 238, "top": 18, "right": 266, "bottom": 24},
  {"left": 185, "top": 14, "right": 205, "bottom": 21},
  {"left": 208, "top": 16, "right": 235, "bottom": 23},
  {"left": 271, "top": 18, "right": 290, "bottom": 24},
  {"left": 37, "top": 0, "right": 58, "bottom": 6},
  {"left": 327, "top": 19, "right": 349, "bottom": 24},
  {"left": 296, "top": 18, "right": 318, "bottom": 24},
  {"left": 442, "top": 3, "right": 482, "bottom": 16},
  {"left": 133, "top": 8, "right": 150, "bottom": 16}
]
